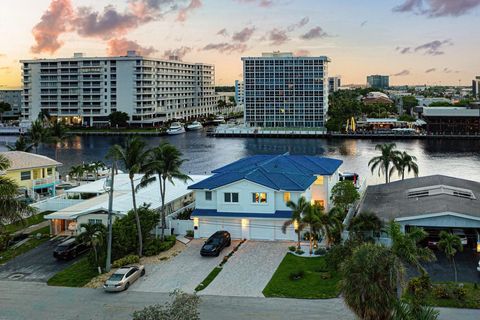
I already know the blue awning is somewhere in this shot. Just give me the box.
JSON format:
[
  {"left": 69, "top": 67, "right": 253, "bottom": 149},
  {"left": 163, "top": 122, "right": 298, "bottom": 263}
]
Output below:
[{"left": 191, "top": 209, "right": 292, "bottom": 219}]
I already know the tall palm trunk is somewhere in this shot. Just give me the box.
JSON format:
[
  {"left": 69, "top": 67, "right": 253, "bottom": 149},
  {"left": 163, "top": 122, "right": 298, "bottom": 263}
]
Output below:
[
  {"left": 297, "top": 231, "right": 301, "bottom": 249},
  {"left": 130, "top": 178, "right": 143, "bottom": 256},
  {"left": 160, "top": 176, "right": 167, "bottom": 241},
  {"left": 385, "top": 164, "right": 389, "bottom": 183},
  {"left": 452, "top": 258, "right": 458, "bottom": 282}
]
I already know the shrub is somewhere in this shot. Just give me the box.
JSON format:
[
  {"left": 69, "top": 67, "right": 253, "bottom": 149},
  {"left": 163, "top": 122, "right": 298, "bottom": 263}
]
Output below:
[
  {"left": 295, "top": 249, "right": 305, "bottom": 255},
  {"left": 186, "top": 230, "right": 194, "bottom": 238},
  {"left": 407, "top": 274, "right": 431, "bottom": 300},
  {"left": 288, "top": 246, "right": 296, "bottom": 252},
  {"left": 132, "top": 290, "right": 200, "bottom": 320},
  {"left": 432, "top": 285, "right": 449, "bottom": 299},
  {"left": 474, "top": 283, "right": 478, "bottom": 290},
  {"left": 176, "top": 208, "right": 193, "bottom": 220},
  {"left": 112, "top": 254, "right": 140, "bottom": 268},
  {"left": 452, "top": 286, "right": 467, "bottom": 301},
  {"left": 325, "top": 243, "right": 353, "bottom": 271},
  {"left": 320, "top": 272, "right": 332, "bottom": 280},
  {"left": 289, "top": 270, "right": 305, "bottom": 281},
  {"left": 314, "top": 248, "right": 327, "bottom": 256},
  {"left": 144, "top": 236, "right": 176, "bottom": 256},
  {"left": 0, "top": 233, "right": 10, "bottom": 251}
]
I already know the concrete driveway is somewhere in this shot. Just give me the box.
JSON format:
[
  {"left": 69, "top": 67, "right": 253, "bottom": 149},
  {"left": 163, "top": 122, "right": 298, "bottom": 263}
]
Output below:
[
  {"left": 132, "top": 240, "right": 239, "bottom": 293},
  {"left": 199, "top": 241, "right": 292, "bottom": 297},
  {"left": 0, "top": 238, "right": 80, "bottom": 282}
]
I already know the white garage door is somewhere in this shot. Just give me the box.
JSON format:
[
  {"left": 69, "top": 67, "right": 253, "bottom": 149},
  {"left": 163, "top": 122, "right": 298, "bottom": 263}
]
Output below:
[
  {"left": 223, "top": 219, "right": 242, "bottom": 239},
  {"left": 250, "top": 220, "right": 275, "bottom": 240},
  {"left": 198, "top": 218, "right": 221, "bottom": 238},
  {"left": 274, "top": 221, "right": 297, "bottom": 241}
]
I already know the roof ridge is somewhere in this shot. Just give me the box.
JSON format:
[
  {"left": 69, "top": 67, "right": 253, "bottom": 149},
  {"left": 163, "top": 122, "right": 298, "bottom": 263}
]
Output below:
[
  {"left": 281, "top": 172, "right": 307, "bottom": 189},
  {"left": 248, "top": 167, "right": 281, "bottom": 190}
]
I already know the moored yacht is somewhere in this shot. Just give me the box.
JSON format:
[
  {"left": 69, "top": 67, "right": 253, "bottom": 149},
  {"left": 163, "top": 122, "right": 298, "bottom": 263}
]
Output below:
[
  {"left": 187, "top": 121, "right": 203, "bottom": 131},
  {"left": 213, "top": 115, "right": 225, "bottom": 124},
  {"left": 166, "top": 122, "right": 186, "bottom": 135}
]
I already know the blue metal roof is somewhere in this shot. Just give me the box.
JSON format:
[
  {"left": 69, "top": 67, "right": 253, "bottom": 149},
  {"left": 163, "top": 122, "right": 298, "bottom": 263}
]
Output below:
[
  {"left": 189, "top": 154, "right": 342, "bottom": 191},
  {"left": 191, "top": 209, "right": 293, "bottom": 219}
]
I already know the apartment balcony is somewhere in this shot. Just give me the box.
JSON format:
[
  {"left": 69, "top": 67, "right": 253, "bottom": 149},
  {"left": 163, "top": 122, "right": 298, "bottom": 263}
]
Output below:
[{"left": 32, "top": 176, "right": 59, "bottom": 188}]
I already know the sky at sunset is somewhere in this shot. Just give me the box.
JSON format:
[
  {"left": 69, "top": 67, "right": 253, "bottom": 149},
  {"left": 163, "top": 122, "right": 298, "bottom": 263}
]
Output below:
[{"left": 0, "top": 0, "right": 479, "bottom": 88}]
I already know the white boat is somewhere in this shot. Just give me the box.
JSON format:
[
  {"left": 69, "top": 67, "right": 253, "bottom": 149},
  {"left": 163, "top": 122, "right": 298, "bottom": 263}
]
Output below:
[
  {"left": 187, "top": 121, "right": 203, "bottom": 131},
  {"left": 213, "top": 116, "right": 225, "bottom": 124},
  {"left": 166, "top": 122, "right": 186, "bottom": 135}
]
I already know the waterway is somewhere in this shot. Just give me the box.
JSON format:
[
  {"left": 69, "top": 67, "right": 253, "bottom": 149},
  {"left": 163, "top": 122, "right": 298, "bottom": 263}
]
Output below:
[{"left": 1, "top": 132, "right": 479, "bottom": 185}]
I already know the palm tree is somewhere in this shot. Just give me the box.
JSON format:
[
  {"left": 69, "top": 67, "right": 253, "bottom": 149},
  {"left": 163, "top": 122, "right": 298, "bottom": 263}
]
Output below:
[
  {"left": 89, "top": 161, "right": 106, "bottom": 180},
  {"left": 28, "top": 119, "right": 49, "bottom": 154},
  {"left": 387, "top": 221, "right": 435, "bottom": 298},
  {"left": 348, "top": 211, "right": 383, "bottom": 242},
  {"left": 6, "top": 135, "right": 34, "bottom": 152},
  {"left": 317, "top": 206, "right": 343, "bottom": 247},
  {"left": 368, "top": 143, "right": 401, "bottom": 184},
  {"left": 341, "top": 243, "right": 398, "bottom": 320},
  {"left": 137, "top": 142, "right": 190, "bottom": 241},
  {"left": 68, "top": 165, "right": 85, "bottom": 181},
  {"left": 107, "top": 136, "right": 150, "bottom": 256},
  {"left": 301, "top": 204, "right": 322, "bottom": 254},
  {"left": 438, "top": 231, "right": 463, "bottom": 282},
  {"left": 394, "top": 151, "right": 419, "bottom": 180},
  {"left": 393, "top": 301, "right": 439, "bottom": 320},
  {"left": 0, "top": 155, "right": 35, "bottom": 230},
  {"left": 77, "top": 223, "right": 106, "bottom": 274},
  {"left": 283, "top": 196, "right": 309, "bottom": 249}
]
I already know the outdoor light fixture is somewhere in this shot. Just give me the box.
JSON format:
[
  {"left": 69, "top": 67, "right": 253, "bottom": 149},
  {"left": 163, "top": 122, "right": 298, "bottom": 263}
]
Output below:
[
  {"left": 193, "top": 217, "right": 199, "bottom": 228},
  {"left": 293, "top": 220, "right": 299, "bottom": 231},
  {"left": 241, "top": 219, "right": 249, "bottom": 227}
]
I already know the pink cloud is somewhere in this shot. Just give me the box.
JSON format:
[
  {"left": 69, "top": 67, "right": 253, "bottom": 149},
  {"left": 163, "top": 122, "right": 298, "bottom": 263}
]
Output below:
[{"left": 106, "top": 38, "right": 157, "bottom": 56}]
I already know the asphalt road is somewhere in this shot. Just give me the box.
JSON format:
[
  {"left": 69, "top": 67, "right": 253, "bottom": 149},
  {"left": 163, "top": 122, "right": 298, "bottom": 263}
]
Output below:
[
  {"left": 0, "top": 239, "right": 80, "bottom": 282},
  {"left": 1, "top": 281, "right": 479, "bottom": 320}
]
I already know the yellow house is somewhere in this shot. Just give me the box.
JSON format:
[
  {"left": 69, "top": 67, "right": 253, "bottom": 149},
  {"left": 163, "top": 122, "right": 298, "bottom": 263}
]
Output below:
[{"left": 1, "top": 151, "right": 62, "bottom": 198}]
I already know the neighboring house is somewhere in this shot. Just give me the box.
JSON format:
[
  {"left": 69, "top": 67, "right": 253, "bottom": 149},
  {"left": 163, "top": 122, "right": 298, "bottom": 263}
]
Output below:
[
  {"left": 43, "top": 174, "right": 208, "bottom": 235},
  {"left": 0, "top": 151, "right": 61, "bottom": 198},
  {"left": 356, "top": 175, "right": 480, "bottom": 249},
  {"left": 188, "top": 154, "right": 343, "bottom": 240}
]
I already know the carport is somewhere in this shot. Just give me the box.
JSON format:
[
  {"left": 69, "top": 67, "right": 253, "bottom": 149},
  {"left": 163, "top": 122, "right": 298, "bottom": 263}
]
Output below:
[{"left": 356, "top": 175, "right": 480, "bottom": 251}]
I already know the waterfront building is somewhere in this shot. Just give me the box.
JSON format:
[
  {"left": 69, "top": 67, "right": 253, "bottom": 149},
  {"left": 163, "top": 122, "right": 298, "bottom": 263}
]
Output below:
[
  {"left": 42, "top": 173, "right": 207, "bottom": 235},
  {"left": 0, "top": 90, "right": 22, "bottom": 121},
  {"left": 20, "top": 51, "right": 216, "bottom": 127},
  {"left": 355, "top": 175, "right": 480, "bottom": 248},
  {"left": 0, "top": 151, "right": 61, "bottom": 198},
  {"left": 235, "top": 80, "right": 244, "bottom": 105},
  {"left": 328, "top": 76, "right": 341, "bottom": 93},
  {"left": 473, "top": 76, "right": 480, "bottom": 98},
  {"left": 242, "top": 52, "right": 330, "bottom": 128},
  {"left": 189, "top": 154, "right": 342, "bottom": 240},
  {"left": 421, "top": 106, "right": 480, "bottom": 134},
  {"left": 366, "top": 75, "right": 389, "bottom": 89}
]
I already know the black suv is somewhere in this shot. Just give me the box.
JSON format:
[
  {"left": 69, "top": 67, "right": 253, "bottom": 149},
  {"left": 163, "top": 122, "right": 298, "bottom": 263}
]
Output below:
[
  {"left": 53, "top": 238, "right": 89, "bottom": 260},
  {"left": 200, "top": 231, "right": 231, "bottom": 257}
]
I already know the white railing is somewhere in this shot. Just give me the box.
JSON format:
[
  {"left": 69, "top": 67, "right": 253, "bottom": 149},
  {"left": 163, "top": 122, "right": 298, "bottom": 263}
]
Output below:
[{"left": 32, "top": 176, "right": 57, "bottom": 186}]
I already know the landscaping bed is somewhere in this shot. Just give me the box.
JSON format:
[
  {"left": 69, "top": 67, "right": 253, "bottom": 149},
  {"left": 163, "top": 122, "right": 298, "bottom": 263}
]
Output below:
[
  {"left": 262, "top": 253, "right": 341, "bottom": 299},
  {"left": 404, "top": 282, "right": 480, "bottom": 309},
  {"left": 4, "top": 212, "right": 49, "bottom": 234},
  {"left": 47, "top": 257, "right": 99, "bottom": 287}
]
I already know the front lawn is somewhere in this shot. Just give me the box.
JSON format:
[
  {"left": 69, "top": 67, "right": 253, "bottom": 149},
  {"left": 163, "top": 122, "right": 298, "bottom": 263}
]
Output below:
[
  {"left": 47, "top": 257, "right": 99, "bottom": 287},
  {"left": 404, "top": 282, "right": 480, "bottom": 309},
  {"left": 4, "top": 212, "right": 49, "bottom": 234},
  {"left": 263, "top": 253, "right": 341, "bottom": 299}
]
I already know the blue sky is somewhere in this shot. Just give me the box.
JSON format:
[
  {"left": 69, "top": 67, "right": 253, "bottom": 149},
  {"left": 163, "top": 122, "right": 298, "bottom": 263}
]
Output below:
[{"left": 1, "top": 0, "right": 479, "bottom": 87}]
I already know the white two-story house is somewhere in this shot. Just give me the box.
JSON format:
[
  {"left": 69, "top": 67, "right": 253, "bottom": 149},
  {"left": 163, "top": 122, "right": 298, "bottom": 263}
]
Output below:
[{"left": 188, "top": 154, "right": 343, "bottom": 241}]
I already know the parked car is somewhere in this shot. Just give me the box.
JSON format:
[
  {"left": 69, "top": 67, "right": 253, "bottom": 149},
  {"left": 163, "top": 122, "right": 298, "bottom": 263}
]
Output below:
[
  {"left": 103, "top": 265, "right": 145, "bottom": 292},
  {"left": 53, "top": 238, "right": 89, "bottom": 260},
  {"left": 200, "top": 231, "right": 231, "bottom": 257}
]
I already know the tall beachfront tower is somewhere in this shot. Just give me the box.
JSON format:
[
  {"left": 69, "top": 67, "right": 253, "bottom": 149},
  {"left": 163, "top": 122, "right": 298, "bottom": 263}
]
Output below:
[
  {"left": 20, "top": 51, "right": 216, "bottom": 127},
  {"left": 241, "top": 52, "right": 330, "bottom": 128}
]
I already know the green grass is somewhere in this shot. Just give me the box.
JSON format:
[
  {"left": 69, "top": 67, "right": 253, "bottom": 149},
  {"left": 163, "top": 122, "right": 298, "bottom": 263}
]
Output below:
[
  {"left": 405, "top": 282, "right": 480, "bottom": 309},
  {"left": 4, "top": 212, "right": 48, "bottom": 234},
  {"left": 262, "top": 253, "right": 341, "bottom": 299},
  {"left": 195, "top": 267, "right": 222, "bottom": 292},
  {"left": 0, "top": 237, "right": 49, "bottom": 265},
  {"left": 47, "top": 257, "right": 99, "bottom": 287}
]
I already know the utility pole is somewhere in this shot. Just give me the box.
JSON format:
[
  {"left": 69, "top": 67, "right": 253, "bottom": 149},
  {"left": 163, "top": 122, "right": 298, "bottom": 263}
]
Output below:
[{"left": 105, "top": 161, "right": 116, "bottom": 272}]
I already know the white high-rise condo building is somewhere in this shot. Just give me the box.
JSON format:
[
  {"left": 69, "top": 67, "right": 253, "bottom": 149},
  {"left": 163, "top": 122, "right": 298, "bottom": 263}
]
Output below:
[
  {"left": 21, "top": 52, "right": 216, "bottom": 126},
  {"left": 472, "top": 76, "right": 480, "bottom": 98},
  {"left": 242, "top": 52, "right": 330, "bottom": 128}
]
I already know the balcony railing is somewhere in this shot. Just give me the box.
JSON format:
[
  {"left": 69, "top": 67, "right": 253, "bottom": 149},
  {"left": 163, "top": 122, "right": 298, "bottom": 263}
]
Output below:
[{"left": 32, "top": 176, "right": 58, "bottom": 187}]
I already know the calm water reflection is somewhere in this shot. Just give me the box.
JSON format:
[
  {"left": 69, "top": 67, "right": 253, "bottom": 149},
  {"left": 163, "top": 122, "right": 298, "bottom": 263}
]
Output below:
[{"left": 1, "top": 132, "right": 479, "bottom": 185}]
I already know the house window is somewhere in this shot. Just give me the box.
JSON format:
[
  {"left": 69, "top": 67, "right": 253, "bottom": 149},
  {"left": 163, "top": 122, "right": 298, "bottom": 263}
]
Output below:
[
  {"left": 314, "top": 176, "right": 324, "bottom": 185},
  {"left": 252, "top": 192, "right": 267, "bottom": 204},
  {"left": 205, "top": 191, "right": 212, "bottom": 201},
  {"left": 313, "top": 200, "right": 325, "bottom": 208},
  {"left": 88, "top": 219, "right": 102, "bottom": 225},
  {"left": 47, "top": 168, "right": 53, "bottom": 175},
  {"left": 20, "top": 171, "right": 31, "bottom": 181},
  {"left": 283, "top": 192, "right": 291, "bottom": 203},
  {"left": 224, "top": 192, "right": 239, "bottom": 203}
]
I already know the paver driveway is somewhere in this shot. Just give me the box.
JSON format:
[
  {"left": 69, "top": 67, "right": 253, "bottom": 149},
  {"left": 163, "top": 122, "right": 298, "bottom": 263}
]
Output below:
[
  {"left": 199, "top": 241, "right": 292, "bottom": 297},
  {"left": 133, "top": 240, "right": 238, "bottom": 293}
]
